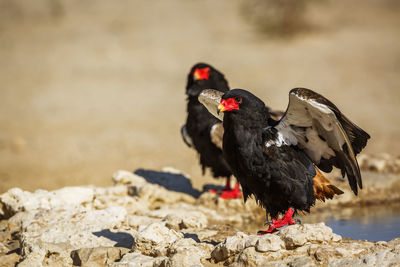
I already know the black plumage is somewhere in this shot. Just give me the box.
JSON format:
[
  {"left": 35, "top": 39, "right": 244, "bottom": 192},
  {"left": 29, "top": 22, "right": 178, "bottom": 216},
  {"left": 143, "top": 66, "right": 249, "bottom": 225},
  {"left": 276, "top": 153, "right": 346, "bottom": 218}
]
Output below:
[
  {"left": 181, "top": 63, "right": 232, "bottom": 178},
  {"left": 214, "top": 88, "right": 370, "bottom": 219}
]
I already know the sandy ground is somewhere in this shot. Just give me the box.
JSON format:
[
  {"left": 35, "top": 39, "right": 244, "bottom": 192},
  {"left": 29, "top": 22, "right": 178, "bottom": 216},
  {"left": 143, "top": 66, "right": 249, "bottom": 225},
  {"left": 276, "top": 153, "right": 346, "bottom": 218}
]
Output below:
[{"left": 0, "top": 0, "right": 399, "bottom": 193}]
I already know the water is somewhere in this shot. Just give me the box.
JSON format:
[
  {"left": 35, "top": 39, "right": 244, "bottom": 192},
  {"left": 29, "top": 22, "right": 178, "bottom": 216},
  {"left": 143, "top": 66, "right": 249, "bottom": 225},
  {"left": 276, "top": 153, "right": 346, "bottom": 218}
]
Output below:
[{"left": 326, "top": 213, "right": 400, "bottom": 242}]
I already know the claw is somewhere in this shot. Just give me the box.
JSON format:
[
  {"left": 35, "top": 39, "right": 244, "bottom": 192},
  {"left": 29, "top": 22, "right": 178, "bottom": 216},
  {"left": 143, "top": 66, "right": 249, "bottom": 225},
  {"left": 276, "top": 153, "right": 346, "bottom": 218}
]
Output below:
[
  {"left": 264, "top": 220, "right": 273, "bottom": 226},
  {"left": 258, "top": 207, "right": 300, "bottom": 234},
  {"left": 257, "top": 228, "right": 278, "bottom": 235},
  {"left": 219, "top": 189, "right": 242, "bottom": 199}
]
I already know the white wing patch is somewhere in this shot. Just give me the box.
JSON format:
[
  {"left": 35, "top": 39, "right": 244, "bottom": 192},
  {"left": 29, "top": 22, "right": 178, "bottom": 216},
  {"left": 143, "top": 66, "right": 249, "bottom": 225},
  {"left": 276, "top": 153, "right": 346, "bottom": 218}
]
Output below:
[
  {"left": 272, "top": 90, "right": 345, "bottom": 164},
  {"left": 297, "top": 95, "right": 332, "bottom": 115},
  {"left": 265, "top": 131, "right": 288, "bottom": 147},
  {"left": 303, "top": 128, "right": 335, "bottom": 162}
]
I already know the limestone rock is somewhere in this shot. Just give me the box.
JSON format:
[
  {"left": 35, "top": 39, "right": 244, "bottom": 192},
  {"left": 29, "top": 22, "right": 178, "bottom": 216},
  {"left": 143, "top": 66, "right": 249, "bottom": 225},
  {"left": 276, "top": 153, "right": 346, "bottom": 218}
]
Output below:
[
  {"left": 1, "top": 167, "right": 399, "bottom": 267},
  {"left": 211, "top": 232, "right": 249, "bottom": 262},
  {"left": 235, "top": 246, "right": 284, "bottom": 266},
  {"left": 0, "top": 186, "right": 94, "bottom": 218},
  {"left": 279, "top": 223, "right": 341, "bottom": 248},
  {"left": 113, "top": 169, "right": 196, "bottom": 206},
  {"left": 126, "top": 215, "right": 161, "bottom": 230},
  {"left": 358, "top": 153, "right": 400, "bottom": 174},
  {"left": 139, "top": 203, "right": 209, "bottom": 230},
  {"left": 133, "top": 222, "right": 183, "bottom": 256},
  {"left": 168, "top": 249, "right": 204, "bottom": 267},
  {"left": 211, "top": 233, "right": 287, "bottom": 265},
  {"left": 128, "top": 183, "right": 195, "bottom": 206},
  {"left": 19, "top": 206, "right": 127, "bottom": 266},
  {"left": 163, "top": 212, "right": 208, "bottom": 230},
  {"left": 112, "top": 170, "right": 148, "bottom": 186},
  {"left": 110, "top": 252, "right": 168, "bottom": 267},
  {"left": 70, "top": 247, "right": 130, "bottom": 266},
  {"left": 166, "top": 238, "right": 211, "bottom": 267},
  {"left": 327, "top": 248, "right": 400, "bottom": 267},
  {"left": 256, "top": 234, "right": 285, "bottom": 252},
  {"left": 0, "top": 253, "right": 20, "bottom": 267}
]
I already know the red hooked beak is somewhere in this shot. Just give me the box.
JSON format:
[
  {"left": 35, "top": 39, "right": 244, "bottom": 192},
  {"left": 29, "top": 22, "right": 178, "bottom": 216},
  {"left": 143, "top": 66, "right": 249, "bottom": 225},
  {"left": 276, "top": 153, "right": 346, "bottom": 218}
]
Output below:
[
  {"left": 193, "top": 67, "right": 210, "bottom": 80},
  {"left": 218, "top": 98, "right": 240, "bottom": 112}
]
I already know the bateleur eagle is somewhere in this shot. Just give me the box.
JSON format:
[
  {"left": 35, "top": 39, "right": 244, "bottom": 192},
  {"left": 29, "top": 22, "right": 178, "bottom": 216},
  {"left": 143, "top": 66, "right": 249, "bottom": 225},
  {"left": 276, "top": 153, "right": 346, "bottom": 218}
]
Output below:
[
  {"left": 198, "top": 88, "right": 370, "bottom": 233},
  {"left": 181, "top": 63, "right": 240, "bottom": 198}
]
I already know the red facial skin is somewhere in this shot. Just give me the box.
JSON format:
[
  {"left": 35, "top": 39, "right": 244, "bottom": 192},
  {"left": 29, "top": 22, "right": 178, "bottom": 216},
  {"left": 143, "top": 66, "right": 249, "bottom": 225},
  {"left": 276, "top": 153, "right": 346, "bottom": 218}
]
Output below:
[
  {"left": 219, "top": 98, "right": 241, "bottom": 112},
  {"left": 193, "top": 67, "right": 210, "bottom": 80}
]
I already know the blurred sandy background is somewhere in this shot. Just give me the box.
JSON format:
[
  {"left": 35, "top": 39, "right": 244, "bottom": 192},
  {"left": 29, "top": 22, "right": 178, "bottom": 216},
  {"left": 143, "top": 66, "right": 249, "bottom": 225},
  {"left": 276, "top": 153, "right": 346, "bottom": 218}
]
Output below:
[{"left": 0, "top": 0, "right": 399, "bottom": 193}]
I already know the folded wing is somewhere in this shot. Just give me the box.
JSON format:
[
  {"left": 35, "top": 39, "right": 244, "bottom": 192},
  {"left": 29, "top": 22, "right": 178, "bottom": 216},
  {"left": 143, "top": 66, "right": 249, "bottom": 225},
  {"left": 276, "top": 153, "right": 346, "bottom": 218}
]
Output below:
[
  {"left": 181, "top": 125, "right": 193, "bottom": 147},
  {"left": 210, "top": 123, "right": 224, "bottom": 150}
]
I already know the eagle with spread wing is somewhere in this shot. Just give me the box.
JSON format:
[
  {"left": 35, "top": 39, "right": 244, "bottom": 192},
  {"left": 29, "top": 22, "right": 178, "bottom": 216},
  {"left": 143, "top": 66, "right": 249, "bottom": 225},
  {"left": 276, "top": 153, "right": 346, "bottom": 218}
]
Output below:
[{"left": 199, "top": 88, "right": 370, "bottom": 233}]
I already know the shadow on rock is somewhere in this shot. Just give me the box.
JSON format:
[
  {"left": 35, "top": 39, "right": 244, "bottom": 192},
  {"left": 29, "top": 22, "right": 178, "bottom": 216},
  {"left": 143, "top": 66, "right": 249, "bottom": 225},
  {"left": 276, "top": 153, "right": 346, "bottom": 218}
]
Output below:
[
  {"left": 92, "top": 229, "right": 134, "bottom": 248},
  {"left": 202, "top": 184, "right": 225, "bottom": 193},
  {"left": 134, "top": 169, "right": 202, "bottom": 198},
  {"left": 183, "top": 233, "right": 201, "bottom": 243}
]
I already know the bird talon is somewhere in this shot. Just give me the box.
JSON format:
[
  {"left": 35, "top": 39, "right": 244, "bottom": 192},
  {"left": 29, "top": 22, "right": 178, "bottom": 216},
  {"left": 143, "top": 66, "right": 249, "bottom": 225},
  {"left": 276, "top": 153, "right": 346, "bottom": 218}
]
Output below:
[
  {"left": 219, "top": 189, "right": 242, "bottom": 199},
  {"left": 257, "top": 227, "right": 278, "bottom": 235},
  {"left": 264, "top": 220, "right": 273, "bottom": 226}
]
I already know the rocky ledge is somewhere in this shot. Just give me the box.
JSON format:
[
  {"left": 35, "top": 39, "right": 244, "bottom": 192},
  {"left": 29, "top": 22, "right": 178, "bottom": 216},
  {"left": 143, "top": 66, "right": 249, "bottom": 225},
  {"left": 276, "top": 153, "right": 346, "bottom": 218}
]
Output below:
[
  {"left": 0, "top": 168, "right": 399, "bottom": 266},
  {"left": 359, "top": 153, "right": 400, "bottom": 174}
]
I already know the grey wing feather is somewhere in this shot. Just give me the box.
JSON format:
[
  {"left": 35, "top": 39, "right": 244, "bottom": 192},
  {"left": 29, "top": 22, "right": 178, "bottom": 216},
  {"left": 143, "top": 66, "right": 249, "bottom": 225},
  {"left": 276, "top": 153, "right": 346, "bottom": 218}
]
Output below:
[
  {"left": 269, "top": 109, "right": 284, "bottom": 121},
  {"left": 273, "top": 88, "right": 370, "bottom": 195}
]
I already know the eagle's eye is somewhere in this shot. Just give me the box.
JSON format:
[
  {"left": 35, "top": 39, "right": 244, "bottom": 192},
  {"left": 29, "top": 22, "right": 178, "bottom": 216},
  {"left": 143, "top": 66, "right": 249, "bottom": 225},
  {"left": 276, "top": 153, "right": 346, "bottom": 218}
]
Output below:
[{"left": 234, "top": 97, "right": 242, "bottom": 104}]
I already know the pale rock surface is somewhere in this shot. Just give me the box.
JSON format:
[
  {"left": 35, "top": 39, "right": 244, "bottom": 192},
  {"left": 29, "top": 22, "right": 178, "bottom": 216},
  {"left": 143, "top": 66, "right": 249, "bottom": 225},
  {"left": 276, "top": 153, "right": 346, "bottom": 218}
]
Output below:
[
  {"left": 235, "top": 247, "right": 284, "bottom": 266},
  {"left": 359, "top": 153, "right": 400, "bottom": 174},
  {"left": 166, "top": 238, "right": 212, "bottom": 267},
  {"left": 256, "top": 234, "right": 285, "bottom": 252},
  {"left": 126, "top": 215, "right": 161, "bottom": 230},
  {"left": 0, "top": 186, "right": 94, "bottom": 218},
  {"left": 70, "top": 247, "right": 130, "bottom": 267},
  {"left": 163, "top": 211, "right": 208, "bottom": 230},
  {"left": 112, "top": 170, "right": 148, "bottom": 186},
  {"left": 0, "top": 168, "right": 399, "bottom": 267},
  {"left": 279, "top": 223, "right": 340, "bottom": 248},
  {"left": 114, "top": 169, "right": 196, "bottom": 206},
  {"left": 133, "top": 222, "right": 183, "bottom": 256},
  {"left": 19, "top": 207, "right": 127, "bottom": 266},
  {"left": 127, "top": 181, "right": 195, "bottom": 206},
  {"left": 110, "top": 252, "right": 168, "bottom": 267},
  {"left": 211, "top": 232, "right": 249, "bottom": 262}
]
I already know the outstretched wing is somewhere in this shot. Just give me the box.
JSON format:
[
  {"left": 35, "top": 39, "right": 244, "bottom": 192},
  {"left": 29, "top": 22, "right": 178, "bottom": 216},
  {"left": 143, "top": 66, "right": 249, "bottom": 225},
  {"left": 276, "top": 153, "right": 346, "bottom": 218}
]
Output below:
[{"left": 272, "top": 88, "right": 370, "bottom": 195}]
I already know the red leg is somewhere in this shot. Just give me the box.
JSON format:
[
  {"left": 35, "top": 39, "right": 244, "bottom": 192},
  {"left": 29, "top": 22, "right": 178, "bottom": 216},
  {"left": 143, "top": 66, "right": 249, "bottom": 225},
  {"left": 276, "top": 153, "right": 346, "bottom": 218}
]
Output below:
[
  {"left": 224, "top": 176, "right": 232, "bottom": 191},
  {"left": 220, "top": 182, "right": 242, "bottom": 199},
  {"left": 258, "top": 208, "right": 297, "bottom": 235},
  {"left": 209, "top": 177, "right": 231, "bottom": 194},
  {"left": 209, "top": 177, "right": 242, "bottom": 199}
]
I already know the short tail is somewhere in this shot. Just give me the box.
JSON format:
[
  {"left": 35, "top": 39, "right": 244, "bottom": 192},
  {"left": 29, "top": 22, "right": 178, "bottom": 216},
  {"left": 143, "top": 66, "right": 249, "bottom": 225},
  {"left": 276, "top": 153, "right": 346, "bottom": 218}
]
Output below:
[{"left": 313, "top": 167, "right": 344, "bottom": 201}]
